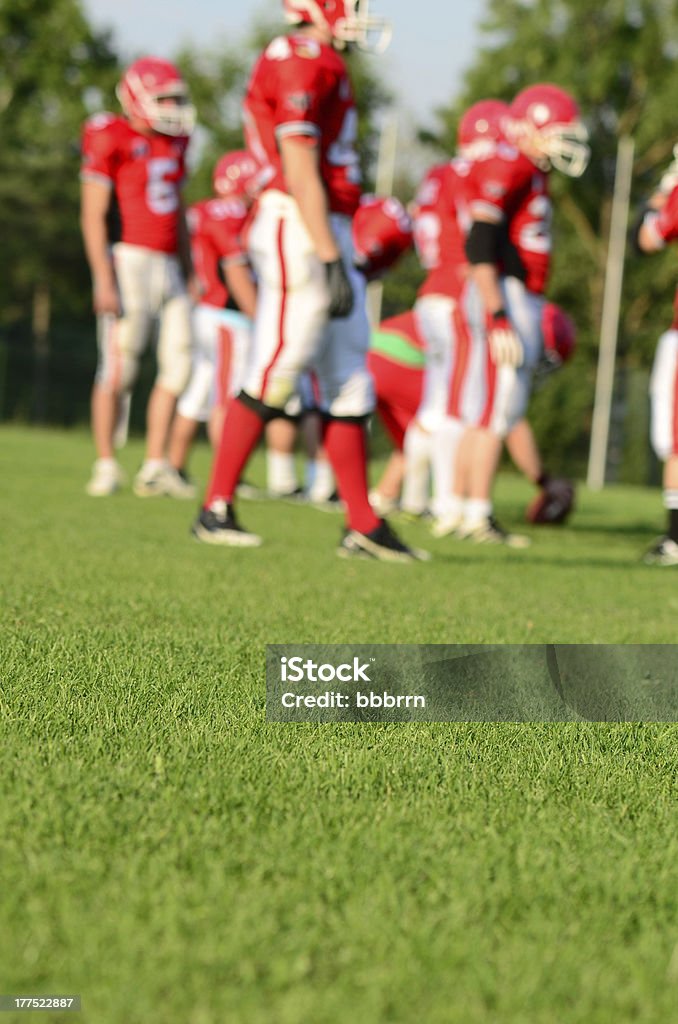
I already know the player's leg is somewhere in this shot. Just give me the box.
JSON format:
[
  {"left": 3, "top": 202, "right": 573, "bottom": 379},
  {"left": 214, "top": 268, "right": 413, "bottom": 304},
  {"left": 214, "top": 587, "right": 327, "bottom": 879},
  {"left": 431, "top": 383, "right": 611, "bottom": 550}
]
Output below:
[
  {"left": 646, "top": 329, "right": 678, "bottom": 564},
  {"left": 87, "top": 244, "right": 154, "bottom": 495},
  {"left": 316, "top": 221, "right": 428, "bottom": 561},
  {"left": 194, "top": 195, "right": 327, "bottom": 545},
  {"left": 135, "top": 277, "right": 193, "bottom": 497},
  {"left": 366, "top": 351, "right": 421, "bottom": 515},
  {"left": 86, "top": 312, "right": 129, "bottom": 495},
  {"left": 402, "top": 296, "right": 455, "bottom": 517}
]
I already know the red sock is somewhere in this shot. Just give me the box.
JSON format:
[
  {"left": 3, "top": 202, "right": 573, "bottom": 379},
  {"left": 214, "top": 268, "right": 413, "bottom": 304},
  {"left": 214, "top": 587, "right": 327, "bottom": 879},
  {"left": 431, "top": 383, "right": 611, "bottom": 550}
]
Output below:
[
  {"left": 204, "top": 398, "right": 264, "bottom": 507},
  {"left": 324, "top": 420, "right": 380, "bottom": 534}
]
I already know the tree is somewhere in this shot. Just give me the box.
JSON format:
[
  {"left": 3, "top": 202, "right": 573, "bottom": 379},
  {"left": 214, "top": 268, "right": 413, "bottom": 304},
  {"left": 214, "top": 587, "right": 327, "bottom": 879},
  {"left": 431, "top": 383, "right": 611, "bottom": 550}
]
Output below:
[
  {"left": 419, "top": 0, "right": 678, "bottom": 475},
  {"left": 0, "top": 0, "right": 120, "bottom": 326}
]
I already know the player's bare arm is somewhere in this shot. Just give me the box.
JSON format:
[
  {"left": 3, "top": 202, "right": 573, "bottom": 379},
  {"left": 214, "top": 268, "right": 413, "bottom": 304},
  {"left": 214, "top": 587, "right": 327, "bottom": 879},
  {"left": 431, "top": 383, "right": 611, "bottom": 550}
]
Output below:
[
  {"left": 279, "top": 135, "right": 340, "bottom": 262},
  {"left": 177, "top": 198, "right": 200, "bottom": 300},
  {"left": 80, "top": 178, "right": 119, "bottom": 315}
]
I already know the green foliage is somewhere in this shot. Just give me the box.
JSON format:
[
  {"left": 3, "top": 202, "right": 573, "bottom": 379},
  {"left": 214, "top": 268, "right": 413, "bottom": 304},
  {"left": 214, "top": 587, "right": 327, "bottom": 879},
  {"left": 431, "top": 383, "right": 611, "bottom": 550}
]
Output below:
[{"left": 0, "top": 0, "right": 119, "bottom": 325}]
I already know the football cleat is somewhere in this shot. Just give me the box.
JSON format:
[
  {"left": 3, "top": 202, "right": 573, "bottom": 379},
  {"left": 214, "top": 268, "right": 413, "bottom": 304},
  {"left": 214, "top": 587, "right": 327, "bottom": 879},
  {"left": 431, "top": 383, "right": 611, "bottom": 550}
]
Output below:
[
  {"left": 268, "top": 485, "right": 307, "bottom": 504},
  {"left": 458, "top": 515, "right": 531, "bottom": 549},
  {"left": 368, "top": 489, "right": 399, "bottom": 517},
  {"left": 86, "top": 459, "right": 126, "bottom": 497},
  {"left": 133, "top": 463, "right": 194, "bottom": 498},
  {"left": 430, "top": 512, "right": 464, "bottom": 538},
  {"left": 191, "top": 502, "right": 262, "bottom": 547},
  {"left": 643, "top": 536, "right": 678, "bottom": 566},
  {"left": 309, "top": 490, "right": 344, "bottom": 513},
  {"left": 337, "top": 520, "right": 431, "bottom": 563}
]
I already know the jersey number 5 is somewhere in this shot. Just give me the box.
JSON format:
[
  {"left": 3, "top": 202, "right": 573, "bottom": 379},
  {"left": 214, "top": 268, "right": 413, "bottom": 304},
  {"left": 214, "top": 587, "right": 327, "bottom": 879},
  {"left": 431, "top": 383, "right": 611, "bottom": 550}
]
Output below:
[{"left": 146, "top": 158, "right": 179, "bottom": 215}]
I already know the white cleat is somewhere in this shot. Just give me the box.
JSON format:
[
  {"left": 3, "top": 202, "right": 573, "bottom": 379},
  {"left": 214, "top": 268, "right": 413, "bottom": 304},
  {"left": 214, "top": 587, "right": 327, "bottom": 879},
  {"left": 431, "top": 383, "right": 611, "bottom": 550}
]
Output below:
[
  {"left": 430, "top": 512, "right": 463, "bottom": 539},
  {"left": 458, "top": 515, "right": 531, "bottom": 549},
  {"left": 133, "top": 463, "right": 195, "bottom": 499},
  {"left": 643, "top": 536, "right": 678, "bottom": 566},
  {"left": 368, "top": 489, "right": 399, "bottom": 517},
  {"left": 86, "top": 459, "right": 126, "bottom": 497}
]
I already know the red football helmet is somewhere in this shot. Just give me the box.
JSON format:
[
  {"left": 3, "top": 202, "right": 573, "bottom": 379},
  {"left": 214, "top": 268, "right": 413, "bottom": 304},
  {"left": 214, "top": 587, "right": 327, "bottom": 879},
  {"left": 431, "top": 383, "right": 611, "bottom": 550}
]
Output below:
[
  {"left": 541, "top": 301, "right": 577, "bottom": 365},
  {"left": 283, "top": 0, "right": 392, "bottom": 52},
  {"left": 352, "top": 195, "right": 413, "bottom": 280},
  {"left": 457, "top": 99, "right": 509, "bottom": 160},
  {"left": 116, "top": 57, "right": 195, "bottom": 137},
  {"left": 505, "top": 83, "right": 589, "bottom": 177},
  {"left": 212, "top": 150, "right": 261, "bottom": 202}
]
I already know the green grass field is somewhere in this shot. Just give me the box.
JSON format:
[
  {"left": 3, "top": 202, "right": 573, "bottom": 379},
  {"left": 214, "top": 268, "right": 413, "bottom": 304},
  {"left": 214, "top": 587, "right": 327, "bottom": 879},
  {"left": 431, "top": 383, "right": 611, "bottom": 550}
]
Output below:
[{"left": 1, "top": 425, "right": 677, "bottom": 1024}]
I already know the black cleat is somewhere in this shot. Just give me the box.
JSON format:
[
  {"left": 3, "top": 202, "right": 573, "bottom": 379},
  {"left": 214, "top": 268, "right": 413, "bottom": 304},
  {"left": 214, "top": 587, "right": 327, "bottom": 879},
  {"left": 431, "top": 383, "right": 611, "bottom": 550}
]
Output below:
[
  {"left": 191, "top": 501, "right": 262, "bottom": 547},
  {"left": 337, "top": 519, "right": 430, "bottom": 563}
]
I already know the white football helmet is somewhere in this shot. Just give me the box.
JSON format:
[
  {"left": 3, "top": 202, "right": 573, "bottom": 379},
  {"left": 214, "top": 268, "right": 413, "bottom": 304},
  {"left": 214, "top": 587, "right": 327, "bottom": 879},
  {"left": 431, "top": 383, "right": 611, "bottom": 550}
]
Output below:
[
  {"left": 283, "top": 0, "right": 392, "bottom": 53},
  {"left": 117, "top": 57, "right": 195, "bottom": 137}
]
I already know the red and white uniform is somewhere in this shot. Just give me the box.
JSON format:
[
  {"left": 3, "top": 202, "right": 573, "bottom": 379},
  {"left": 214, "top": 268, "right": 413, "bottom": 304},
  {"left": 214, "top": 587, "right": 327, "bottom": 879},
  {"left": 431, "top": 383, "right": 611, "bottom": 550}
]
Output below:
[
  {"left": 463, "top": 143, "right": 550, "bottom": 435},
  {"left": 241, "top": 33, "right": 371, "bottom": 416},
  {"left": 367, "top": 311, "right": 425, "bottom": 449},
  {"left": 178, "top": 198, "right": 253, "bottom": 422},
  {"left": 638, "top": 184, "right": 678, "bottom": 459},
  {"left": 80, "top": 112, "right": 192, "bottom": 395},
  {"left": 650, "top": 323, "right": 678, "bottom": 460},
  {"left": 410, "top": 158, "right": 476, "bottom": 429}
]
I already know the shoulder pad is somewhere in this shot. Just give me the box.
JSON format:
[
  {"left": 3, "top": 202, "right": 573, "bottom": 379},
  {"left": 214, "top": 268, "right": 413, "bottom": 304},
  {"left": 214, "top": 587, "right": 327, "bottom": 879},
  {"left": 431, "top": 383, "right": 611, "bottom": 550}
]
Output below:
[{"left": 85, "top": 112, "right": 122, "bottom": 132}]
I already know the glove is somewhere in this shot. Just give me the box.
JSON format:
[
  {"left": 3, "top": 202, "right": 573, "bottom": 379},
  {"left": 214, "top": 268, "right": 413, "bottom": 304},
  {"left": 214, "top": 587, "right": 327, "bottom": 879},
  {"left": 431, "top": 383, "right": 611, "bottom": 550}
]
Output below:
[
  {"left": 324, "top": 258, "right": 354, "bottom": 319},
  {"left": 526, "top": 477, "right": 575, "bottom": 525},
  {"left": 487, "top": 312, "right": 523, "bottom": 367}
]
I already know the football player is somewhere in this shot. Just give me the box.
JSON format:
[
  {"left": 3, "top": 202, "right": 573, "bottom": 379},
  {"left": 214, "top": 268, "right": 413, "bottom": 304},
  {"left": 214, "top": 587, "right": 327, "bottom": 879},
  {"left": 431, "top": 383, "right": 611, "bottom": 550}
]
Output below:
[
  {"left": 192, "top": 0, "right": 428, "bottom": 561},
  {"left": 634, "top": 168, "right": 678, "bottom": 564},
  {"left": 406, "top": 100, "right": 509, "bottom": 525},
  {"left": 166, "top": 150, "right": 259, "bottom": 494},
  {"left": 448, "top": 83, "right": 589, "bottom": 545},
  {"left": 80, "top": 57, "right": 196, "bottom": 497}
]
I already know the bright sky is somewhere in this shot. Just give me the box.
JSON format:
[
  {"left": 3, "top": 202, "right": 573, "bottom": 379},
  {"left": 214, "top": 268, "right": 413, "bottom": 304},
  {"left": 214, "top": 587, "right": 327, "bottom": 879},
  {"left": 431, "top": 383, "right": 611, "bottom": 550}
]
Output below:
[{"left": 81, "top": 0, "right": 487, "bottom": 125}]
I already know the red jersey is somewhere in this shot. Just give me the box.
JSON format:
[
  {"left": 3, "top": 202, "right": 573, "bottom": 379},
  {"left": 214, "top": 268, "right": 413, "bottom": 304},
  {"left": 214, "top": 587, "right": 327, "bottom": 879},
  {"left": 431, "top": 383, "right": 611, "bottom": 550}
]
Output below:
[
  {"left": 187, "top": 198, "right": 249, "bottom": 309},
  {"left": 80, "top": 112, "right": 189, "bottom": 254},
  {"left": 243, "top": 33, "right": 361, "bottom": 216},
  {"left": 412, "top": 158, "right": 472, "bottom": 299},
  {"left": 352, "top": 195, "right": 412, "bottom": 280},
  {"left": 465, "top": 142, "right": 552, "bottom": 295}
]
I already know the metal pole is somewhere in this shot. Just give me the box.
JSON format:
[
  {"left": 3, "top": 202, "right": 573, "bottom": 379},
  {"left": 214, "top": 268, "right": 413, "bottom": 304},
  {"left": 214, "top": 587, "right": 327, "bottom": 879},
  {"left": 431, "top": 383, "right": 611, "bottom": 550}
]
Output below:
[
  {"left": 366, "top": 113, "right": 398, "bottom": 327},
  {"left": 586, "top": 134, "right": 635, "bottom": 490}
]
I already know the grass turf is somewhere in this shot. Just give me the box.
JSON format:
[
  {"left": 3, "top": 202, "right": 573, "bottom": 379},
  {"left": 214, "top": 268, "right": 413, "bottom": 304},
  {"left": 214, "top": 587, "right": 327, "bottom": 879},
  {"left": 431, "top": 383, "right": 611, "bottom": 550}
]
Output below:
[{"left": 1, "top": 425, "right": 677, "bottom": 1023}]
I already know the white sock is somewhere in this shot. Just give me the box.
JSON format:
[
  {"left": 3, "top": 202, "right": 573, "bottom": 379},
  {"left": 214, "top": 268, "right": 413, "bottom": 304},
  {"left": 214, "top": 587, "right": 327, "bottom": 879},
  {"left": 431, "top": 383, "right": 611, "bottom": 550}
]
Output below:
[
  {"left": 464, "top": 498, "right": 492, "bottom": 525},
  {"left": 431, "top": 416, "right": 464, "bottom": 518},
  {"left": 306, "top": 459, "right": 335, "bottom": 502},
  {"left": 662, "top": 489, "right": 678, "bottom": 510},
  {"left": 143, "top": 458, "right": 166, "bottom": 473},
  {"left": 267, "top": 450, "right": 297, "bottom": 494},
  {"left": 402, "top": 422, "right": 432, "bottom": 514}
]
